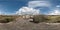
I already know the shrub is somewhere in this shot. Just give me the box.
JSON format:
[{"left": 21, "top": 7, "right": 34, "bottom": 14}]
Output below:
[
  {"left": 0, "top": 17, "right": 14, "bottom": 23},
  {"left": 33, "top": 15, "right": 48, "bottom": 23}
]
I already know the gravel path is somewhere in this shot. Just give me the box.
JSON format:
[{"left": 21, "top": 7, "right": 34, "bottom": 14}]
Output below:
[{"left": 0, "top": 18, "right": 60, "bottom": 30}]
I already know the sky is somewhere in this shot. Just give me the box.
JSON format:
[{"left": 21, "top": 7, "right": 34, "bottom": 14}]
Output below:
[{"left": 0, "top": 0, "right": 60, "bottom": 15}]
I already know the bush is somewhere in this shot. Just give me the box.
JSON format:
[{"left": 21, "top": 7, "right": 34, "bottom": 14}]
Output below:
[
  {"left": 0, "top": 17, "right": 14, "bottom": 23},
  {"left": 46, "top": 16, "right": 60, "bottom": 23},
  {"left": 5, "top": 18, "right": 13, "bottom": 22},
  {"left": 33, "top": 15, "right": 48, "bottom": 23}
]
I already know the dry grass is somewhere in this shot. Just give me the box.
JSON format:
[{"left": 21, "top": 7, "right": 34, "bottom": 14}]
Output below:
[
  {"left": 0, "top": 15, "right": 60, "bottom": 30},
  {"left": 33, "top": 15, "right": 60, "bottom": 23},
  {"left": 0, "top": 15, "right": 60, "bottom": 23},
  {"left": 0, "top": 15, "right": 18, "bottom": 23}
]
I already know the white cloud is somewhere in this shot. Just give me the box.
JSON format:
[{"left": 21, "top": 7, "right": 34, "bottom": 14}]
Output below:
[
  {"left": 0, "top": 10, "right": 15, "bottom": 15},
  {"left": 16, "top": 7, "right": 40, "bottom": 15},
  {"left": 56, "top": 5, "right": 60, "bottom": 8},
  {"left": 28, "top": 1, "right": 51, "bottom": 8},
  {"left": 48, "top": 8, "right": 60, "bottom": 15},
  {"left": 16, "top": 1, "right": 51, "bottom": 15},
  {"left": 0, "top": 12, "right": 2, "bottom": 15},
  {"left": 0, "top": 10, "right": 4, "bottom": 15}
]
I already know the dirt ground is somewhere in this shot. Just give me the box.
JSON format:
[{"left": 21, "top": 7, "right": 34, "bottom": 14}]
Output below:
[{"left": 0, "top": 18, "right": 60, "bottom": 30}]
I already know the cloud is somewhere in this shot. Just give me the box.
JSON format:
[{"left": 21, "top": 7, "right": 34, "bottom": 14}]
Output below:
[
  {"left": 28, "top": 1, "right": 51, "bottom": 8},
  {"left": 16, "top": 1, "right": 52, "bottom": 15},
  {"left": 0, "top": 10, "right": 15, "bottom": 15},
  {"left": 48, "top": 8, "right": 60, "bottom": 15},
  {"left": 56, "top": 5, "right": 60, "bottom": 8},
  {"left": 16, "top": 7, "right": 40, "bottom": 15},
  {"left": 0, "top": 12, "right": 2, "bottom": 15},
  {"left": 0, "top": 10, "right": 4, "bottom": 15},
  {"left": 48, "top": 5, "right": 60, "bottom": 15},
  {"left": 0, "top": 11, "right": 8, "bottom": 15}
]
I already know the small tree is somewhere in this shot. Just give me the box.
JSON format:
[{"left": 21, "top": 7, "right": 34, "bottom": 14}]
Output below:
[
  {"left": 0, "top": 17, "right": 14, "bottom": 23},
  {"left": 33, "top": 15, "right": 47, "bottom": 23}
]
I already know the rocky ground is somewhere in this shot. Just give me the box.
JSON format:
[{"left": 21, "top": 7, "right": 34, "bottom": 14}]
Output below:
[{"left": 0, "top": 18, "right": 60, "bottom": 30}]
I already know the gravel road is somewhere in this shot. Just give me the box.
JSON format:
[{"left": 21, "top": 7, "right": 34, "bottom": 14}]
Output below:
[{"left": 0, "top": 18, "right": 60, "bottom": 30}]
